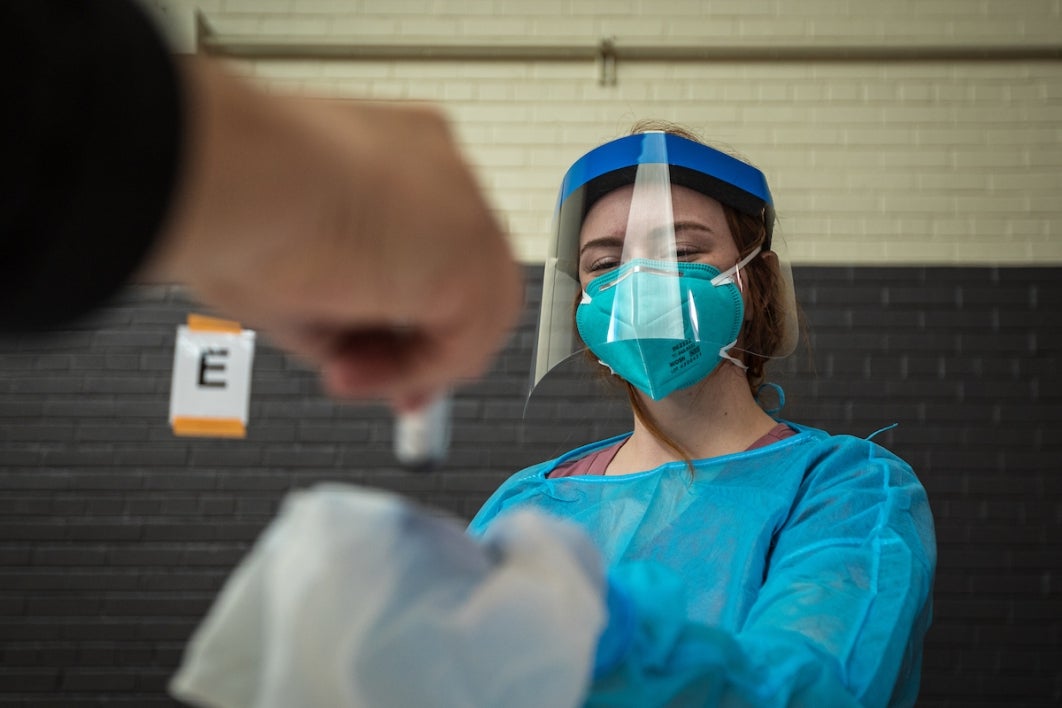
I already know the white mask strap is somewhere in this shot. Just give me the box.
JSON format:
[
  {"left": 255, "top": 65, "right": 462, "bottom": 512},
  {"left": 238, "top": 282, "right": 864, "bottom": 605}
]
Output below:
[
  {"left": 710, "top": 245, "right": 762, "bottom": 288},
  {"left": 719, "top": 340, "right": 748, "bottom": 371}
]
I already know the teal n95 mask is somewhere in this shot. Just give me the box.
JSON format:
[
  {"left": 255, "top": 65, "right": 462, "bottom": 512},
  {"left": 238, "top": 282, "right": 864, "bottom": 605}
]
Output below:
[
  {"left": 575, "top": 249, "right": 760, "bottom": 401},
  {"left": 530, "top": 130, "right": 798, "bottom": 400}
]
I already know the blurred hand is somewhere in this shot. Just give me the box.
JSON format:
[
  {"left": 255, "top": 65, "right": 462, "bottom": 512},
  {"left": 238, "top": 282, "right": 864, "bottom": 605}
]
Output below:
[{"left": 145, "top": 59, "right": 522, "bottom": 409}]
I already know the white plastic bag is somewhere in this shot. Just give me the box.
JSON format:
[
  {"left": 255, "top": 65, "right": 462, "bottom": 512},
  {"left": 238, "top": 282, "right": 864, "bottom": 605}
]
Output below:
[{"left": 170, "top": 483, "right": 606, "bottom": 708}]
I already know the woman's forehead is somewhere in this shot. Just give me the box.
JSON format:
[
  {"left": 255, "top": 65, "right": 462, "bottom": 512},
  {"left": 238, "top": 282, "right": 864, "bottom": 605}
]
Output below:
[{"left": 579, "top": 183, "right": 728, "bottom": 244}]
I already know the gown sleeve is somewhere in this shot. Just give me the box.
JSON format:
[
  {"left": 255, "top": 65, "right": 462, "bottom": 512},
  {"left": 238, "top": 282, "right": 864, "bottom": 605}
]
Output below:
[
  {"left": 588, "top": 439, "right": 937, "bottom": 707},
  {"left": 0, "top": 0, "right": 183, "bottom": 330}
]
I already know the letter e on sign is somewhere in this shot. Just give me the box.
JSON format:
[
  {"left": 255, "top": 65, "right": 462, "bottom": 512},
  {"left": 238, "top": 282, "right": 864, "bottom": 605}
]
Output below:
[{"left": 169, "top": 314, "right": 255, "bottom": 438}]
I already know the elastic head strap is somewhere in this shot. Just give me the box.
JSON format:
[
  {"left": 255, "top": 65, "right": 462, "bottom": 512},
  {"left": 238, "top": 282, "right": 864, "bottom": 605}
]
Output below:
[{"left": 710, "top": 245, "right": 763, "bottom": 288}]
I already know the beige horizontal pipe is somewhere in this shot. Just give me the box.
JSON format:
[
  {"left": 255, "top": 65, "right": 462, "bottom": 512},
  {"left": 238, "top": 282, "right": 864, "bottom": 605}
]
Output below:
[
  {"left": 201, "top": 39, "right": 1062, "bottom": 63},
  {"left": 198, "top": 18, "right": 1061, "bottom": 63}
]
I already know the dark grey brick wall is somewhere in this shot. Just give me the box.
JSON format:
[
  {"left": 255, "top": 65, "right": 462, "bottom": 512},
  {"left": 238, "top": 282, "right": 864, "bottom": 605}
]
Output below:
[{"left": 0, "top": 265, "right": 1059, "bottom": 707}]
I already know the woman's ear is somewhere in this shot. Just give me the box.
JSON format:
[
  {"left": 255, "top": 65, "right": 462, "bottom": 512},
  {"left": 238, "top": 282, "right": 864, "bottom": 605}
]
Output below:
[
  {"left": 739, "top": 250, "right": 774, "bottom": 322},
  {"left": 760, "top": 249, "right": 801, "bottom": 357}
]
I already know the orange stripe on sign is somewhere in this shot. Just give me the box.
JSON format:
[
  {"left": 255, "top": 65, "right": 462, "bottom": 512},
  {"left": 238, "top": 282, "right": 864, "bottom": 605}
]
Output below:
[
  {"left": 172, "top": 417, "right": 246, "bottom": 438},
  {"left": 187, "top": 314, "right": 242, "bottom": 333}
]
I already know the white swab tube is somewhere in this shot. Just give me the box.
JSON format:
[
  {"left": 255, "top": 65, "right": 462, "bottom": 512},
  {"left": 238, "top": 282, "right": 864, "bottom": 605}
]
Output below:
[{"left": 393, "top": 394, "right": 452, "bottom": 471}]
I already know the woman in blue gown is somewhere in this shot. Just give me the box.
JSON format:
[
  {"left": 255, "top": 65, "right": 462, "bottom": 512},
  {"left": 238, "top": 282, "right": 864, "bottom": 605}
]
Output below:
[{"left": 469, "top": 123, "right": 936, "bottom": 707}]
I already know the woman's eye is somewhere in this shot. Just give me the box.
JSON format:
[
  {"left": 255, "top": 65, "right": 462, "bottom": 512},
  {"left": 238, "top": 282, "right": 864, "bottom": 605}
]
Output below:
[{"left": 585, "top": 257, "right": 619, "bottom": 273}]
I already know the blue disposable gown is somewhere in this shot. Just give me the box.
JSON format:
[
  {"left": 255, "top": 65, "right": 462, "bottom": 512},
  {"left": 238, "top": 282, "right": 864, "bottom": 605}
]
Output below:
[{"left": 468, "top": 423, "right": 936, "bottom": 707}]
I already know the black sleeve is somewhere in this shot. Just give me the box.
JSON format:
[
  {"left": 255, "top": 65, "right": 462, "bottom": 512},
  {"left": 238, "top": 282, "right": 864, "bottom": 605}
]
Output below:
[{"left": 0, "top": 0, "right": 184, "bottom": 330}]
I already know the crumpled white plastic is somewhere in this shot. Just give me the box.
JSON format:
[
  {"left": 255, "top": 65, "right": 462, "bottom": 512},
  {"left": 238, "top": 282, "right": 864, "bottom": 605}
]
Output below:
[{"left": 169, "top": 483, "right": 606, "bottom": 708}]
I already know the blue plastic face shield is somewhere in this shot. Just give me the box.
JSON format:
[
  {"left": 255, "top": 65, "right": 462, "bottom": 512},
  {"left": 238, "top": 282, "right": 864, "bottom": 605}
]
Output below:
[{"left": 531, "top": 131, "right": 798, "bottom": 398}]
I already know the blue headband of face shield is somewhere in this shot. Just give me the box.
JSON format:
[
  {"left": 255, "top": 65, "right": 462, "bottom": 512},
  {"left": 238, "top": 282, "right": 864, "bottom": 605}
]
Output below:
[{"left": 555, "top": 132, "right": 776, "bottom": 255}]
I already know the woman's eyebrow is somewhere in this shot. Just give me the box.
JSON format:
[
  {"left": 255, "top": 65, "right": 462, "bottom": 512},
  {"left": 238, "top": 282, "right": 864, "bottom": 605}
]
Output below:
[
  {"left": 578, "top": 235, "right": 625, "bottom": 257},
  {"left": 579, "top": 222, "right": 717, "bottom": 259},
  {"left": 672, "top": 220, "right": 716, "bottom": 234}
]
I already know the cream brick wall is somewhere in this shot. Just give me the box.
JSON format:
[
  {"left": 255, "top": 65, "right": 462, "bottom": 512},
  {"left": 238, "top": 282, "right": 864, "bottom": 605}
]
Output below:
[{"left": 182, "top": 0, "right": 1061, "bottom": 264}]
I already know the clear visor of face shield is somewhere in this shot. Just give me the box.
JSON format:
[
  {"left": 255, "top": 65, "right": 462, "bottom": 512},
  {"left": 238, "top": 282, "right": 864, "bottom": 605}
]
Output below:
[{"left": 529, "top": 131, "right": 799, "bottom": 400}]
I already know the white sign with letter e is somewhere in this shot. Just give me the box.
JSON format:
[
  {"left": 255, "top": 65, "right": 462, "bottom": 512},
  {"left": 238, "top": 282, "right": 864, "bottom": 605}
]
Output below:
[{"left": 169, "top": 314, "right": 255, "bottom": 438}]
